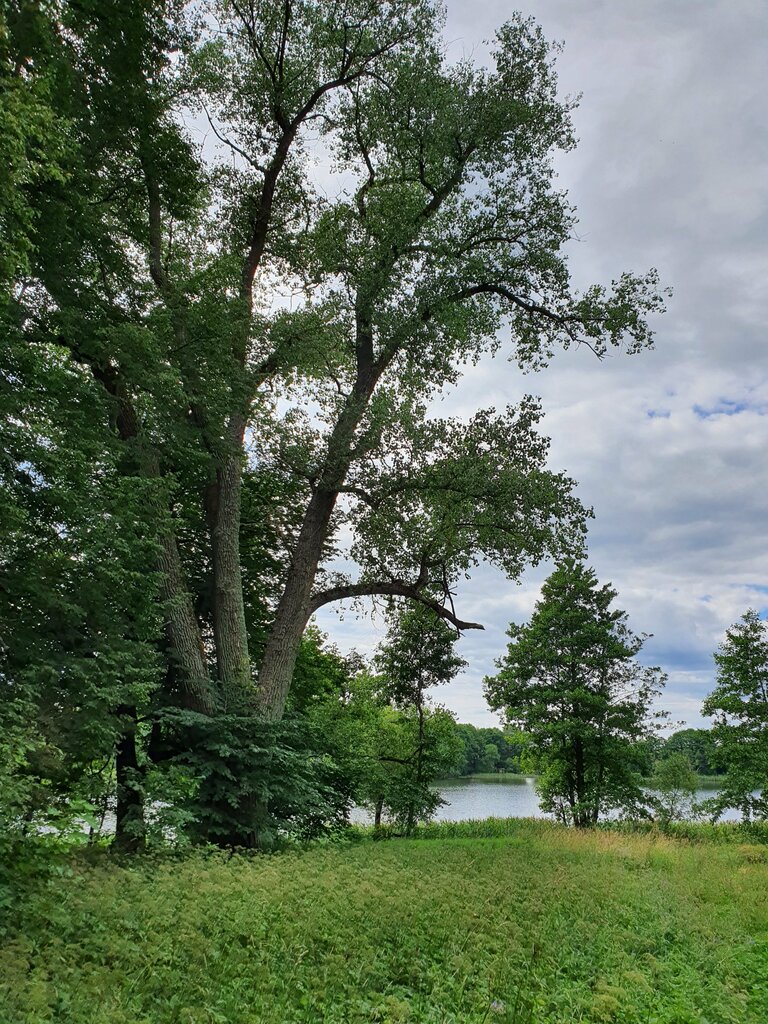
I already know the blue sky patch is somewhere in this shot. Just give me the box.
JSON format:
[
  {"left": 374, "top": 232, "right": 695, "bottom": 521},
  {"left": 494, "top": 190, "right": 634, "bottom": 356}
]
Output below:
[{"left": 693, "top": 398, "right": 749, "bottom": 419}]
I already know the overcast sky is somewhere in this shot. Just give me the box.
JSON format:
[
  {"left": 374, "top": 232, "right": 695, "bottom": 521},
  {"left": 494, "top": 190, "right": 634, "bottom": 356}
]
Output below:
[{"left": 317, "top": 0, "right": 768, "bottom": 729}]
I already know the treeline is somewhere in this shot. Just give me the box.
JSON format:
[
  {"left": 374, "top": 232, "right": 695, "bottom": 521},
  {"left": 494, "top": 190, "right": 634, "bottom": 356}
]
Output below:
[
  {"left": 448, "top": 726, "right": 726, "bottom": 781},
  {"left": 452, "top": 725, "right": 527, "bottom": 776},
  {"left": 642, "top": 729, "right": 724, "bottom": 779}
]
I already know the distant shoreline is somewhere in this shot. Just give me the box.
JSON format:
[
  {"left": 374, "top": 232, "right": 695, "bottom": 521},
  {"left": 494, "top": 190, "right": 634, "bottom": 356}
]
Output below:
[{"left": 441, "top": 772, "right": 728, "bottom": 785}]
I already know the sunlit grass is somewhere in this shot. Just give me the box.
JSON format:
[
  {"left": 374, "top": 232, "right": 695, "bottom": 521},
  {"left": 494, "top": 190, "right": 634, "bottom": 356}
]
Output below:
[{"left": 3, "top": 821, "right": 767, "bottom": 1023}]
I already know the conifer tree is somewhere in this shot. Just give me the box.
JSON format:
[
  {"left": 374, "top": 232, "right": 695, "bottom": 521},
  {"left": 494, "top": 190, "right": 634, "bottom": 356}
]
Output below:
[
  {"left": 704, "top": 609, "right": 768, "bottom": 821},
  {"left": 485, "top": 559, "right": 666, "bottom": 825}
]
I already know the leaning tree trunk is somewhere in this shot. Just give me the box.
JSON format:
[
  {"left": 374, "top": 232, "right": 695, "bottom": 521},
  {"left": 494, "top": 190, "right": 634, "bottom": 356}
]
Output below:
[
  {"left": 256, "top": 369, "right": 379, "bottom": 719},
  {"left": 256, "top": 486, "right": 340, "bottom": 720}
]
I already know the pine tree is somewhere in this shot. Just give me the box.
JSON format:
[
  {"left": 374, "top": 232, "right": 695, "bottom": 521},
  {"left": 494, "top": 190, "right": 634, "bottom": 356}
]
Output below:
[
  {"left": 485, "top": 559, "right": 667, "bottom": 825},
  {"left": 704, "top": 610, "right": 768, "bottom": 821}
]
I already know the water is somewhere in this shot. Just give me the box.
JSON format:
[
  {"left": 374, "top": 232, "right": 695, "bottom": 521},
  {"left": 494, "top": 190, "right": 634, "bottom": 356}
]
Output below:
[
  {"left": 430, "top": 775, "right": 544, "bottom": 821},
  {"left": 353, "top": 776, "right": 746, "bottom": 823}
]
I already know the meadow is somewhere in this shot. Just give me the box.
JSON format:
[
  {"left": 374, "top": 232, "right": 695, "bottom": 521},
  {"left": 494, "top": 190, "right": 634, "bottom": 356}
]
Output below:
[{"left": 3, "top": 820, "right": 767, "bottom": 1024}]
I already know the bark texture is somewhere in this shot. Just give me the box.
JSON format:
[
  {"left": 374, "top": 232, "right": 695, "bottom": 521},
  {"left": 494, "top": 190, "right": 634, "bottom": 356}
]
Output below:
[
  {"left": 211, "top": 416, "right": 252, "bottom": 704},
  {"left": 157, "top": 531, "right": 216, "bottom": 716}
]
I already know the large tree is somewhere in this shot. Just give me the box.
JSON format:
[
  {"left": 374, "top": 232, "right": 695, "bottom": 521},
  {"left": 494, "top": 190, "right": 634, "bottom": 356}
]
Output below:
[
  {"left": 704, "top": 609, "right": 768, "bottom": 821},
  {"left": 485, "top": 559, "right": 667, "bottom": 826},
  {"left": 3, "top": 0, "right": 667, "bottom": 842}
]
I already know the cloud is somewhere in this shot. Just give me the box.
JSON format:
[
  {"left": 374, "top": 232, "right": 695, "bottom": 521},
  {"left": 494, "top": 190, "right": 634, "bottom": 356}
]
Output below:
[{"left": 319, "top": 0, "right": 768, "bottom": 731}]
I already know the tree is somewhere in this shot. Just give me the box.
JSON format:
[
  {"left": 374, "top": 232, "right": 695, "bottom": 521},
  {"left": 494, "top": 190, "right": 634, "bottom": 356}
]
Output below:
[
  {"left": 703, "top": 610, "right": 768, "bottom": 821},
  {"left": 660, "top": 728, "right": 719, "bottom": 776},
  {"left": 306, "top": 655, "right": 462, "bottom": 830},
  {"left": 3, "top": 0, "right": 667, "bottom": 844},
  {"left": 373, "top": 604, "right": 466, "bottom": 831},
  {"left": 477, "top": 743, "right": 500, "bottom": 773},
  {"left": 485, "top": 559, "right": 667, "bottom": 826},
  {"left": 252, "top": 12, "right": 666, "bottom": 721},
  {"left": 650, "top": 752, "right": 699, "bottom": 826},
  {"left": 453, "top": 724, "right": 527, "bottom": 775}
]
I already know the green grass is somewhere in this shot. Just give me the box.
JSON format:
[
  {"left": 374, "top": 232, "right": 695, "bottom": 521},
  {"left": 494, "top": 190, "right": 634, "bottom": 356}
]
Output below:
[{"left": 3, "top": 820, "right": 768, "bottom": 1023}]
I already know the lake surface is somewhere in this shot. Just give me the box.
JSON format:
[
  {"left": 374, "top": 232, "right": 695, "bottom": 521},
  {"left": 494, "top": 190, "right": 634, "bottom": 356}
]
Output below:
[{"left": 353, "top": 775, "right": 744, "bottom": 823}]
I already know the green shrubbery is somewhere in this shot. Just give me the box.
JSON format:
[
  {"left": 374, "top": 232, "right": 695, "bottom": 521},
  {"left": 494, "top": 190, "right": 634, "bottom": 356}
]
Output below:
[{"left": 3, "top": 822, "right": 767, "bottom": 1023}]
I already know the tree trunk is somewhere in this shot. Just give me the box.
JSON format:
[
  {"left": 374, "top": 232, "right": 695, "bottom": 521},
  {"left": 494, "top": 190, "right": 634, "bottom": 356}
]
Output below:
[
  {"left": 113, "top": 706, "right": 145, "bottom": 853},
  {"left": 374, "top": 796, "right": 384, "bottom": 828},
  {"left": 256, "top": 486, "right": 339, "bottom": 719},
  {"left": 158, "top": 532, "right": 216, "bottom": 716},
  {"left": 407, "top": 687, "right": 426, "bottom": 835},
  {"left": 256, "top": 371, "right": 379, "bottom": 719},
  {"left": 91, "top": 363, "right": 216, "bottom": 719},
  {"left": 211, "top": 415, "right": 251, "bottom": 706},
  {"left": 573, "top": 736, "right": 586, "bottom": 827}
]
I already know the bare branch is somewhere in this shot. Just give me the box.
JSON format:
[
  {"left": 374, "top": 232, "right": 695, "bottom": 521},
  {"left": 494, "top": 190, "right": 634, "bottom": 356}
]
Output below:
[
  {"left": 308, "top": 580, "right": 484, "bottom": 631},
  {"left": 202, "top": 104, "right": 267, "bottom": 173}
]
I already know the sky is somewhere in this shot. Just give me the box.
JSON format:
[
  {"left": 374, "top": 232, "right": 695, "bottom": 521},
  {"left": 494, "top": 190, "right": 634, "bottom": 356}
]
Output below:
[{"left": 317, "top": 0, "right": 768, "bottom": 729}]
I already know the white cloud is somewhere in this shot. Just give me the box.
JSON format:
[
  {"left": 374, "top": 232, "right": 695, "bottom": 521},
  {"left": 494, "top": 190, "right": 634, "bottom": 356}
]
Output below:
[{"left": 319, "top": 0, "right": 768, "bottom": 730}]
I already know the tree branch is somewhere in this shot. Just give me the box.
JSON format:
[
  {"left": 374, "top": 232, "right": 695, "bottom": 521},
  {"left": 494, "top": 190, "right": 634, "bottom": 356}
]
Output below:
[
  {"left": 308, "top": 580, "right": 484, "bottom": 631},
  {"left": 447, "top": 283, "right": 602, "bottom": 356}
]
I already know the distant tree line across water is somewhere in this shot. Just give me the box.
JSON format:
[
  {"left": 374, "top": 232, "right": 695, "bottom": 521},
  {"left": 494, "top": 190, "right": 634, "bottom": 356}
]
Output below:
[{"left": 449, "top": 724, "right": 725, "bottom": 781}]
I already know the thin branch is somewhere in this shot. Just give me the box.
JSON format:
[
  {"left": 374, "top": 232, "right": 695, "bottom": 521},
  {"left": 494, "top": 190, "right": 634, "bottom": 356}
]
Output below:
[
  {"left": 448, "top": 283, "right": 601, "bottom": 358},
  {"left": 308, "top": 579, "right": 484, "bottom": 631},
  {"left": 202, "top": 103, "right": 267, "bottom": 173}
]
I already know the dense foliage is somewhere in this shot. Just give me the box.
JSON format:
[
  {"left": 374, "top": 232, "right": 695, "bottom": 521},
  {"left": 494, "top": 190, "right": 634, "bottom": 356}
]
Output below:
[
  {"left": 453, "top": 723, "right": 528, "bottom": 775},
  {"left": 655, "top": 728, "right": 722, "bottom": 776}
]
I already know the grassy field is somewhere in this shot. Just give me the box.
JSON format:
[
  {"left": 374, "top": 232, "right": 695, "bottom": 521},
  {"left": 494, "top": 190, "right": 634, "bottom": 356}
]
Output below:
[{"left": 3, "top": 820, "right": 767, "bottom": 1023}]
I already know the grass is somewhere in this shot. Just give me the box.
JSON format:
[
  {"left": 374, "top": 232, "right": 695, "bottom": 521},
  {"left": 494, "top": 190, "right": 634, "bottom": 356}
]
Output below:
[
  {"left": 693, "top": 774, "right": 729, "bottom": 788},
  {"left": 2, "top": 820, "right": 767, "bottom": 1023},
  {"left": 392, "top": 817, "right": 768, "bottom": 844}
]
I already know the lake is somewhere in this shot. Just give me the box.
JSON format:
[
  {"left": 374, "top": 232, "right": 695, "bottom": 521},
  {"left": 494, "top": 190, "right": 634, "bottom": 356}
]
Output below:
[{"left": 352, "top": 775, "right": 745, "bottom": 823}]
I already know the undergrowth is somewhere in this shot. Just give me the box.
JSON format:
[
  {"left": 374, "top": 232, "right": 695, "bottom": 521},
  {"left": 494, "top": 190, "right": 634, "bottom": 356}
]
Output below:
[{"left": 2, "top": 821, "right": 767, "bottom": 1023}]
